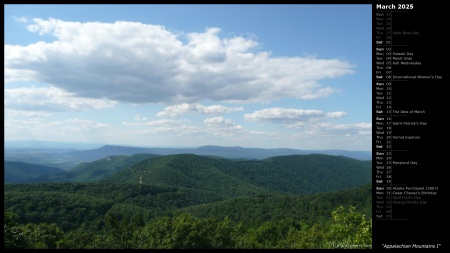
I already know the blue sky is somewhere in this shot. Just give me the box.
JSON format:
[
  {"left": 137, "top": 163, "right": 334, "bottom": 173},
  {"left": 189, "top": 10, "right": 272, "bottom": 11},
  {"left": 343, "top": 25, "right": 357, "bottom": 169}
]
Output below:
[{"left": 4, "top": 4, "right": 372, "bottom": 150}]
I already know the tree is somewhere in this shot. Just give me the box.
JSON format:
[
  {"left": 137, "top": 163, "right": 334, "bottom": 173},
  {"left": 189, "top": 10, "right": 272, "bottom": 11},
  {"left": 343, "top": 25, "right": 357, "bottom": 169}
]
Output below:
[
  {"left": 4, "top": 212, "right": 28, "bottom": 249},
  {"left": 22, "top": 222, "right": 64, "bottom": 249},
  {"left": 327, "top": 205, "right": 372, "bottom": 249},
  {"left": 282, "top": 224, "right": 328, "bottom": 249}
]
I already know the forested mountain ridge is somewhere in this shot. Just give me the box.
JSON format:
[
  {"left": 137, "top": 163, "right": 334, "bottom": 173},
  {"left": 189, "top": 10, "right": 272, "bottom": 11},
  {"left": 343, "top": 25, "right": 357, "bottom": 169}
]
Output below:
[
  {"left": 102, "top": 153, "right": 371, "bottom": 196},
  {"left": 5, "top": 144, "right": 371, "bottom": 171},
  {"left": 102, "top": 154, "right": 275, "bottom": 198},
  {"left": 21, "top": 153, "right": 160, "bottom": 183},
  {"left": 71, "top": 144, "right": 372, "bottom": 160},
  {"left": 4, "top": 161, "right": 66, "bottom": 184},
  {"left": 6, "top": 153, "right": 371, "bottom": 192}
]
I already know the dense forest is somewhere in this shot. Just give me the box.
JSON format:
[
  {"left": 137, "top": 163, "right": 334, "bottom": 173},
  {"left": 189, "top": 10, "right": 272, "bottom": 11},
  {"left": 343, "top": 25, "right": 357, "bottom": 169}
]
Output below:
[
  {"left": 4, "top": 161, "right": 65, "bottom": 183},
  {"left": 4, "top": 153, "right": 372, "bottom": 249}
]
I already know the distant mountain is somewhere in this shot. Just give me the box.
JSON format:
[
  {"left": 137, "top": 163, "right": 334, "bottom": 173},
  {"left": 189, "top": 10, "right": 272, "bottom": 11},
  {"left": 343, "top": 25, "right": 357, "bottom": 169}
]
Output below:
[
  {"left": 194, "top": 145, "right": 372, "bottom": 160},
  {"left": 66, "top": 144, "right": 372, "bottom": 161},
  {"left": 103, "top": 153, "right": 371, "bottom": 197},
  {"left": 24, "top": 154, "right": 160, "bottom": 183},
  {"left": 69, "top": 145, "right": 158, "bottom": 161},
  {"left": 4, "top": 161, "right": 66, "bottom": 184},
  {"left": 4, "top": 144, "right": 371, "bottom": 173}
]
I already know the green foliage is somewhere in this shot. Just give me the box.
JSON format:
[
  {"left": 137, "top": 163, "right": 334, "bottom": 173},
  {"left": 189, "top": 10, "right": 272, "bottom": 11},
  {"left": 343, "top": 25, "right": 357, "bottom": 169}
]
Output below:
[
  {"left": 184, "top": 184, "right": 372, "bottom": 228},
  {"left": 238, "top": 220, "right": 294, "bottom": 248},
  {"left": 327, "top": 205, "right": 372, "bottom": 249},
  {"left": 4, "top": 212, "right": 28, "bottom": 249},
  {"left": 132, "top": 213, "right": 238, "bottom": 249},
  {"left": 4, "top": 182, "right": 226, "bottom": 233},
  {"left": 259, "top": 154, "right": 372, "bottom": 194},
  {"left": 5, "top": 205, "right": 371, "bottom": 249},
  {"left": 22, "top": 222, "right": 64, "bottom": 249},
  {"left": 281, "top": 224, "right": 329, "bottom": 248},
  {"left": 4, "top": 189, "right": 114, "bottom": 231},
  {"left": 56, "top": 230, "right": 103, "bottom": 249}
]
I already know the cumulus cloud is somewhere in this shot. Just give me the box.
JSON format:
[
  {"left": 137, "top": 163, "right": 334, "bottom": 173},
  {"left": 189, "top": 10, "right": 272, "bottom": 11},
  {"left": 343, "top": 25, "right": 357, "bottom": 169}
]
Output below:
[
  {"left": 325, "top": 111, "right": 348, "bottom": 118},
  {"left": 4, "top": 86, "right": 116, "bottom": 111},
  {"left": 204, "top": 117, "right": 243, "bottom": 137},
  {"left": 204, "top": 117, "right": 242, "bottom": 129},
  {"left": 157, "top": 103, "right": 244, "bottom": 117},
  {"left": 244, "top": 107, "right": 347, "bottom": 123},
  {"left": 5, "top": 18, "right": 353, "bottom": 104}
]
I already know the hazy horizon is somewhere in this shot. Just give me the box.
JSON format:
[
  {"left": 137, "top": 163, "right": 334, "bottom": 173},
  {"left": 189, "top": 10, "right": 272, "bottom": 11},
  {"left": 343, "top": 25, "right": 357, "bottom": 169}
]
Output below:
[{"left": 4, "top": 139, "right": 372, "bottom": 152}]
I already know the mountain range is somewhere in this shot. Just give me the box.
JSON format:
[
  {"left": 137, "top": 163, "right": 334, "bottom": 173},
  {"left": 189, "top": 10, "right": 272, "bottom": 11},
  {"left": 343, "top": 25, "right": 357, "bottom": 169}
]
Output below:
[
  {"left": 8, "top": 152, "right": 371, "bottom": 198},
  {"left": 70, "top": 144, "right": 372, "bottom": 161},
  {"left": 5, "top": 144, "right": 371, "bottom": 171},
  {"left": 102, "top": 153, "right": 371, "bottom": 196}
]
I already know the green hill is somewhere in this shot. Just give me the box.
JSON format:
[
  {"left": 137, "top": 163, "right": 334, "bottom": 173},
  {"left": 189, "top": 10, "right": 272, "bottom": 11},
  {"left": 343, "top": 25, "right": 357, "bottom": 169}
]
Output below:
[
  {"left": 25, "top": 153, "right": 160, "bottom": 183},
  {"left": 103, "top": 153, "right": 371, "bottom": 196},
  {"left": 103, "top": 154, "right": 274, "bottom": 198},
  {"left": 4, "top": 161, "right": 66, "bottom": 184}
]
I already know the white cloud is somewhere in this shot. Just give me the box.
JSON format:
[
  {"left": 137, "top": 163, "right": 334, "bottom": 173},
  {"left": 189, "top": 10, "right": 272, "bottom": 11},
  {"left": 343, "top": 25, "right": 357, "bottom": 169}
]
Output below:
[
  {"left": 4, "top": 86, "right": 116, "bottom": 111},
  {"left": 325, "top": 111, "right": 348, "bottom": 118},
  {"left": 123, "top": 118, "right": 205, "bottom": 138},
  {"left": 123, "top": 119, "right": 191, "bottom": 127},
  {"left": 13, "top": 16, "right": 28, "bottom": 23},
  {"left": 64, "top": 118, "right": 112, "bottom": 130},
  {"left": 204, "top": 117, "right": 243, "bottom": 137},
  {"left": 5, "top": 109, "right": 52, "bottom": 117},
  {"left": 124, "top": 115, "right": 276, "bottom": 141},
  {"left": 157, "top": 103, "right": 244, "bottom": 117},
  {"left": 204, "top": 117, "right": 242, "bottom": 129},
  {"left": 5, "top": 18, "right": 353, "bottom": 104},
  {"left": 306, "top": 122, "right": 372, "bottom": 136},
  {"left": 244, "top": 107, "right": 347, "bottom": 123}
]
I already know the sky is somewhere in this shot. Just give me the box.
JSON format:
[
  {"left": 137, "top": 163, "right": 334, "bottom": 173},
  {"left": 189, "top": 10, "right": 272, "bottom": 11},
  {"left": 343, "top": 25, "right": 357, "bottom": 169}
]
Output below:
[{"left": 4, "top": 4, "right": 372, "bottom": 150}]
